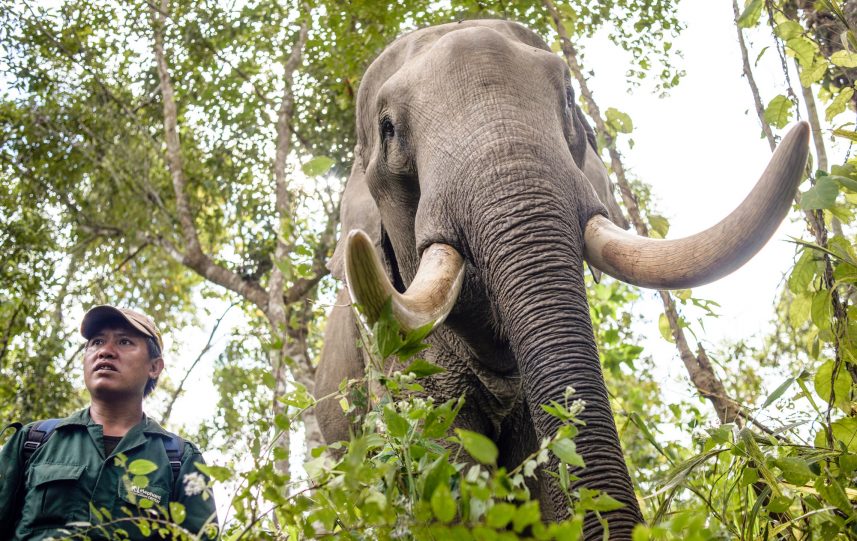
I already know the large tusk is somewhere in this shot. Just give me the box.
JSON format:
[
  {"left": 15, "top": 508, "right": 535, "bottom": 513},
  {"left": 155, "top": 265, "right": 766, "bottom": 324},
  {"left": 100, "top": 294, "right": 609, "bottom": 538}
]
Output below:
[
  {"left": 583, "top": 121, "right": 810, "bottom": 290},
  {"left": 344, "top": 229, "right": 465, "bottom": 332}
]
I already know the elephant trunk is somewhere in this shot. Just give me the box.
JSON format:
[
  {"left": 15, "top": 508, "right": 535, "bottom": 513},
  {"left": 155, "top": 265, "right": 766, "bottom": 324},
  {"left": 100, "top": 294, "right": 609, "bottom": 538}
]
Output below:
[{"left": 472, "top": 191, "right": 644, "bottom": 537}]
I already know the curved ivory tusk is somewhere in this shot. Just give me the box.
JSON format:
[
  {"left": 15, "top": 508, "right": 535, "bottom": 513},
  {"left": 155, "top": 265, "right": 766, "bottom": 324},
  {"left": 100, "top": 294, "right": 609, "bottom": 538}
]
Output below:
[
  {"left": 344, "top": 229, "right": 465, "bottom": 332},
  {"left": 584, "top": 121, "right": 810, "bottom": 290}
]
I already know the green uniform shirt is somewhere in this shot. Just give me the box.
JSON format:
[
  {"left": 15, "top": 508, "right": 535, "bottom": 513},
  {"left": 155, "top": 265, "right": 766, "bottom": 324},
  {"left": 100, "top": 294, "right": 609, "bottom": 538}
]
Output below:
[{"left": 0, "top": 408, "right": 218, "bottom": 540}]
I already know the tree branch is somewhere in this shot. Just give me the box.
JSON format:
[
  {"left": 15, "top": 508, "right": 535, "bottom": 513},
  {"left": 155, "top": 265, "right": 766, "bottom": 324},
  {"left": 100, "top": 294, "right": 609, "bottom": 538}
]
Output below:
[
  {"left": 543, "top": 0, "right": 741, "bottom": 424},
  {"left": 150, "top": 0, "right": 198, "bottom": 253},
  {"left": 148, "top": 0, "right": 269, "bottom": 312},
  {"left": 161, "top": 302, "right": 236, "bottom": 425},
  {"left": 0, "top": 302, "right": 23, "bottom": 369},
  {"left": 268, "top": 14, "right": 310, "bottom": 322},
  {"left": 732, "top": 0, "right": 776, "bottom": 151}
]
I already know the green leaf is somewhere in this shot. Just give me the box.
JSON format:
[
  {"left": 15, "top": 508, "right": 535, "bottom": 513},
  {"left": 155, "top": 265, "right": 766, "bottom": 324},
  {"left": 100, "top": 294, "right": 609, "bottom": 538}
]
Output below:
[
  {"left": 128, "top": 459, "right": 158, "bottom": 476},
  {"left": 773, "top": 457, "right": 814, "bottom": 485},
  {"left": 169, "top": 502, "right": 186, "bottom": 525},
  {"left": 800, "top": 176, "right": 839, "bottom": 210},
  {"left": 829, "top": 174, "right": 857, "bottom": 193},
  {"left": 788, "top": 249, "right": 817, "bottom": 294},
  {"left": 512, "top": 500, "right": 541, "bottom": 532},
  {"left": 788, "top": 293, "right": 811, "bottom": 328},
  {"left": 800, "top": 60, "right": 827, "bottom": 87},
  {"left": 811, "top": 289, "right": 833, "bottom": 331},
  {"left": 194, "top": 463, "right": 231, "bottom": 482},
  {"left": 839, "top": 453, "right": 857, "bottom": 474},
  {"left": 550, "top": 438, "right": 585, "bottom": 467},
  {"left": 813, "top": 360, "right": 851, "bottom": 412},
  {"left": 430, "top": 483, "right": 456, "bottom": 523},
  {"left": 486, "top": 502, "right": 516, "bottom": 529},
  {"left": 423, "top": 398, "right": 462, "bottom": 439},
  {"left": 383, "top": 405, "right": 410, "bottom": 438},
  {"left": 373, "top": 300, "right": 404, "bottom": 358},
  {"left": 456, "top": 429, "right": 498, "bottom": 465},
  {"left": 674, "top": 289, "right": 691, "bottom": 301},
  {"left": 790, "top": 237, "right": 857, "bottom": 267},
  {"left": 648, "top": 214, "right": 669, "bottom": 238},
  {"left": 274, "top": 412, "right": 290, "bottom": 431},
  {"left": 737, "top": 0, "right": 763, "bottom": 28},
  {"left": 775, "top": 20, "right": 803, "bottom": 40},
  {"left": 578, "top": 487, "right": 625, "bottom": 512},
  {"left": 658, "top": 313, "right": 674, "bottom": 343},
  {"left": 301, "top": 156, "right": 335, "bottom": 177},
  {"left": 709, "top": 425, "right": 733, "bottom": 444},
  {"left": 131, "top": 475, "right": 149, "bottom": 489},
  {"left": 588, "top": 493, "right": 625, "bottom": 512},
  {"left": 421, "top": 453, "right": 454, "bottom": 501},
  {"left": 831, "top": 50, "right": 857, "bottom": 67},
  {"left": 137, "top": 520, "right": 151, "bottom": 537},
  {"left": 787, "top": 37, "right": 820, "bottom": 68},
  {"left": 826, "top": 87, "right": 855, "bottom": 122},
  {"left": 741, "top": 467, "right": 759, "bottom": 487},
  {"left": 816, "top": 475, "right": 852, "bottom": 514},
  {"left": 764, "top": 95, "right": 793, "bottom": 129},
  {"left": 404, "top": 358, "right": 445, "bottom": 378},
  {"left": 831, "top": 416, "right": 857, "bottom": 452},
  {"left": 766, "top": 494, "right": 793, "bottom": 513},
  {"left": 761, "top": 377, "right": 795, "bottom": 409},
  {"left": 832, "top": 128, "right": 857, "bottom": 143},
  {"left": 605, "top": 107, "right": 633, "bottom": 134}
]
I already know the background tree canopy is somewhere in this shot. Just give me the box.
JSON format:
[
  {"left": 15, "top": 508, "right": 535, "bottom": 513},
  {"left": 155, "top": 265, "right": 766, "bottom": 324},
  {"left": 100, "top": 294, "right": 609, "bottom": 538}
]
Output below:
[{"left": 1, "top": 0, "right": 856, "bottom": 539}]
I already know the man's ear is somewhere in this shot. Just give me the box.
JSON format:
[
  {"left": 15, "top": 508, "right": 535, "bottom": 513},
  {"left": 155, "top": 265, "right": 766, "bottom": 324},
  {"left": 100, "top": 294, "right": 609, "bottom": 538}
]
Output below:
[{"left": 149, "top": 357, "right": 164, "bottom": 379}]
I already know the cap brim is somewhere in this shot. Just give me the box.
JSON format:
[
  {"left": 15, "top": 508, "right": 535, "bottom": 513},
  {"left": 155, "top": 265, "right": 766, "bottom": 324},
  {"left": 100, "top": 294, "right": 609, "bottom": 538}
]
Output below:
[{"left": 80, "top": 305, "right": 157, "bottom": 345}]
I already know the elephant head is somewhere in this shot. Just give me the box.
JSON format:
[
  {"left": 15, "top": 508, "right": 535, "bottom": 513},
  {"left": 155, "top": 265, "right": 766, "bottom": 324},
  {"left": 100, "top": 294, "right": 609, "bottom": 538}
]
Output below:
[{"left": 318, "top": 19, "right": 808, "bottom": 538}]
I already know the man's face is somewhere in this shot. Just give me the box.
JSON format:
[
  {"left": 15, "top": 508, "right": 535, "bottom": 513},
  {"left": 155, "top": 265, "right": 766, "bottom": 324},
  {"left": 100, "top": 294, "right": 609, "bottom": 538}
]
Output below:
[{"left": 83, "top": 323, "right": 163, "bottom": 400}]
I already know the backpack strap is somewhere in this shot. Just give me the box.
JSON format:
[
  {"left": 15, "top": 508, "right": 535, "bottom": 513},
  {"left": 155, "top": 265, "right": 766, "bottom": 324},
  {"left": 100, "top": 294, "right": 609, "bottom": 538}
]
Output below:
[
  {"left": 23, "top": 418, "right": 61, "bottom": 465},
  {"left": 163, "top": 433, "right": 184, "bottom": 485}
]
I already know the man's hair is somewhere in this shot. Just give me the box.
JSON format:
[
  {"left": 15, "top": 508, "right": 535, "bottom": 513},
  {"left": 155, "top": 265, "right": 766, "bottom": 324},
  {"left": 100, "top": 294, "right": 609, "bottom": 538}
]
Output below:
[{"left": 144, "top": 337, "right": 162, "bottom": 397}]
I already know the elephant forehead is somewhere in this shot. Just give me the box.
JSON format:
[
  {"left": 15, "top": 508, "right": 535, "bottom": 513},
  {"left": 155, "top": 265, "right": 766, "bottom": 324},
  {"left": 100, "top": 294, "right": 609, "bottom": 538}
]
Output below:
[
  {"left": 384, "top": 19, "right": 549, "bottom": 64},
  {"left": 359, "top": 20, "right": 556, "bottom": 109}
]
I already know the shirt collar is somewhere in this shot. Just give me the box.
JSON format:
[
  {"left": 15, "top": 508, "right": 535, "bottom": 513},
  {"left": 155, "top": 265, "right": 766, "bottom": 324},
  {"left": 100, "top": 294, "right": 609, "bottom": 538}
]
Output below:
[
  {"left": 54, "top": 408, "right": 169, "bottom": 438},
  {"left": 54, "top": 407, "right": 91, "bottom": 428}
]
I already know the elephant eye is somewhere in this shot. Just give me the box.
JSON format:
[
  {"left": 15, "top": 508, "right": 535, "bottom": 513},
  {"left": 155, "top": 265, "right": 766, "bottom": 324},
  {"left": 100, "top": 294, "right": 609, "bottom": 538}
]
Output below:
[
  {"left": 380, "top": 117, "right": 395, "bottom": 139},
  {"left": 564, "top": 86, "right": 575, "bottom": 110}
]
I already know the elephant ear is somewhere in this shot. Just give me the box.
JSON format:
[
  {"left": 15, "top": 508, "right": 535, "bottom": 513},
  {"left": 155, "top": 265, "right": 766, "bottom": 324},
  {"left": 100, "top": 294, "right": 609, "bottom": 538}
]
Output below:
[
  {"left": 573, "top": 105, "right": 630, "bottom": 230},
  {"left": 328, "top": 146, "right": 389, "bottom": 281}
]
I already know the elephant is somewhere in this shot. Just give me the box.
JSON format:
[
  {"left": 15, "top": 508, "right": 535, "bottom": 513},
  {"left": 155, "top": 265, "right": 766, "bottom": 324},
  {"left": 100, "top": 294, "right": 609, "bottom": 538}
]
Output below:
[{"left": 313, "top": 19, "right": 808, "bottom": 539}]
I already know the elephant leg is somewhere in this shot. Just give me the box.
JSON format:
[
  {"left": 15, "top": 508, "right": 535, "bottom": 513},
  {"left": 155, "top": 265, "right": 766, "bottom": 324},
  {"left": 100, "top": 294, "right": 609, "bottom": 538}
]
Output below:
[{"left": 314, "top": 288, "right": 366, "bottom": 444}]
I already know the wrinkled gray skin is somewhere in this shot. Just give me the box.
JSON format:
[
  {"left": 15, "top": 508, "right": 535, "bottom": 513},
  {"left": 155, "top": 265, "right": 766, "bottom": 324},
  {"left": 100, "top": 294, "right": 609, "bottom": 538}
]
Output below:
[{"left": 315, "top": 20, "right": 641, "bottom": 538}]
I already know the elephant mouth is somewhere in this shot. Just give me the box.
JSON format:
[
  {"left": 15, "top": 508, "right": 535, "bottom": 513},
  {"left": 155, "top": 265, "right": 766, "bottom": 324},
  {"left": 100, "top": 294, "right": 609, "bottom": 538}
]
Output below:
[{"left": 344, "top": 122, "right": 809, "bottom": 331}]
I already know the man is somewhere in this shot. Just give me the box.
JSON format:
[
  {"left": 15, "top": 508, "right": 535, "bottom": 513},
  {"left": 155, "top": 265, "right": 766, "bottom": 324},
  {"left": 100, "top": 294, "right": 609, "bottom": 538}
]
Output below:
[{"left": 0, "top": 305, "right": 218, "bottom": 540}]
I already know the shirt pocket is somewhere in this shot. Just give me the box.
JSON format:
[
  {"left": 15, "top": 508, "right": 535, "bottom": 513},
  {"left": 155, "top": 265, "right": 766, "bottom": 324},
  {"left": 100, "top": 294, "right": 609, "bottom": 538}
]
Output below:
[{"left": 24, "top": 463, "right": 88, "bottom": 529}]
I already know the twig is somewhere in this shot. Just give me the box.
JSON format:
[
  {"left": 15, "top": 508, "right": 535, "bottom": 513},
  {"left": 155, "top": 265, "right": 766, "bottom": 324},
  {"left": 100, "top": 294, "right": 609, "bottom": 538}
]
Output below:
[
  {"left": 160, "top": 302, "right": 237, "bottom": 425},
  {"left": 543, "top": 0, "right": 742, "bottom": 425}
]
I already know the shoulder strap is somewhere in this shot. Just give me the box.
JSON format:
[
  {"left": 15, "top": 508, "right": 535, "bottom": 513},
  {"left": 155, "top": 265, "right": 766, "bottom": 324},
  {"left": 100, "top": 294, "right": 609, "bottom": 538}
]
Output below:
[
  {"left": 23, "top": 418, "right": 61, "bottom": 465},
  {"left": 162, "top": 433, "right": 184, "bottom": 485},
  {"left": 1, "top": 422, "right": 22, "bottom": 439}
]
